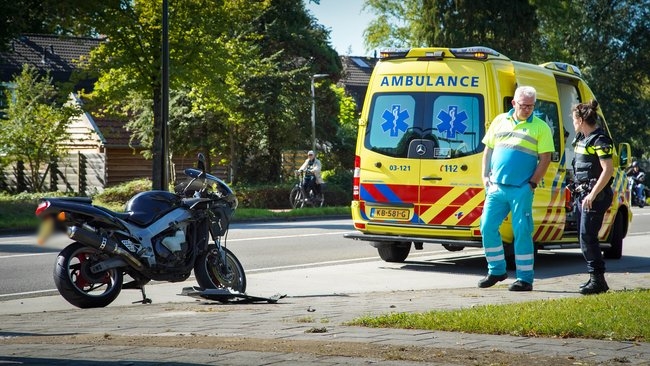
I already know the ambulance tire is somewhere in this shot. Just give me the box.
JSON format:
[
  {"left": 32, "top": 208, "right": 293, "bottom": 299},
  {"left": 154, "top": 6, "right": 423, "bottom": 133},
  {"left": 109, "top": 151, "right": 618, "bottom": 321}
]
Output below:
[
  {"left": 442, "top": 244, "right": 464, "bottom": 252},
  {"left": 603, "top": 213, "right": 624, "bottom": 259},
  {"left": 376, "top": 242, "right": 411, "bottom": 263}
]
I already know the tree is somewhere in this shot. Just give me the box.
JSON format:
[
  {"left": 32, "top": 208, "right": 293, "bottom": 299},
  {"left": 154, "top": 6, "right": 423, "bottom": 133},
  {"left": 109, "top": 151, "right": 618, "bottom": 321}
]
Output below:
[
  {"left": 80, "top": 0, "right": 268, "bottom": 188},
  {"left": 363, "top": 0, "right": 538, "bottom": 61},
  {"left": 0, "top": 64, "right": 81, "bottom": 192},
  {"left": 326, "top": 84, "right": 358, "bottom": 171},
  {"left": 0, "top": 0, "right": 105, "bottom": 50},
  {"left": 533, "top": 0, "right": 650, "bottom": 157},
  {"left": 225, "top": 0, "right": 343, "bottom": 183}
]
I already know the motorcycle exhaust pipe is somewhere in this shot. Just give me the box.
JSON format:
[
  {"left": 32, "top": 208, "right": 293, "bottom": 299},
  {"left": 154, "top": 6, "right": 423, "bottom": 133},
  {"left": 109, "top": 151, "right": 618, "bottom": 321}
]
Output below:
[{"left": 68, "top": 226, "right": 144, "bottom": 271}]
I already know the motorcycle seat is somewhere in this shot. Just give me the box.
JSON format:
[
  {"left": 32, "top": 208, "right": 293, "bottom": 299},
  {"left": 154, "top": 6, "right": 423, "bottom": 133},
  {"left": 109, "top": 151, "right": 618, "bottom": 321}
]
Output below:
[{"left": 94, "top": 205, "right": 132, "bottom": 221}]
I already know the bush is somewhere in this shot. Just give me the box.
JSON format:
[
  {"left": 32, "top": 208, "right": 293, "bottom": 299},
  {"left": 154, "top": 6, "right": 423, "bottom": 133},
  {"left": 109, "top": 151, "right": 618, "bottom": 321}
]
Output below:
[{"left": 94, "top": 179, "right": 152, "bottom": 206}]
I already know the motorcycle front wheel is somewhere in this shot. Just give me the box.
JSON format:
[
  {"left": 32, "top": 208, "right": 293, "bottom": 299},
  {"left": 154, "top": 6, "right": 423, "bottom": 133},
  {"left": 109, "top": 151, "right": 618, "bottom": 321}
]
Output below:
[
  {"left": 53, "top": 242, "right": 123, "bottom": 308},
  {"left": 194, "top": 245, "right": 246, "bottom": 293}
]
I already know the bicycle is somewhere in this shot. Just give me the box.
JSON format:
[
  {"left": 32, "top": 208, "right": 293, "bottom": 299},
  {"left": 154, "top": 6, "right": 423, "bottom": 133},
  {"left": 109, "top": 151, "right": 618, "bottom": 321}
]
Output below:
[{"left": 289, "top": 170, "right": 325, "bottom": 209}]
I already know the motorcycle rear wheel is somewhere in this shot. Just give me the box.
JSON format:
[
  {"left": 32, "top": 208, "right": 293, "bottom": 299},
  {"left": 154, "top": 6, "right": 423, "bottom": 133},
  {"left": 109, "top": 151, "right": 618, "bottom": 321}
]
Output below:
[
  {"left": 194, "top": 245, "right": 246, "bottom": 293},
  {"left": 53, "top": 242, "right": 123, "bottom": 309}
]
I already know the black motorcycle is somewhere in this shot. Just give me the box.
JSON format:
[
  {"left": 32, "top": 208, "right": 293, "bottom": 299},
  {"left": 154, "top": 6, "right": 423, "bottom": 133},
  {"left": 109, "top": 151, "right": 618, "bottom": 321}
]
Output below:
[{"left": 35, "top": 153, "right": 246, "bottom": 308}]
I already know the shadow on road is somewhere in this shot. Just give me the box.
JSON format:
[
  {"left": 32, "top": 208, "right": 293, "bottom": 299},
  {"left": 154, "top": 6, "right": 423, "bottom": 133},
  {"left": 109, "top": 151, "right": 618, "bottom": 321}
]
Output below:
[{"left": 392, "top": 250, "right": 650, "bottom": 281}]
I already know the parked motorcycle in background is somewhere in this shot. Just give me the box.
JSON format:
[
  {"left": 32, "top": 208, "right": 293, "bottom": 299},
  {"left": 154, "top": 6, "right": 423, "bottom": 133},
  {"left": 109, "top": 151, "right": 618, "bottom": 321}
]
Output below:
[
  {"left": 35, "top": 153, "right": 246, "bottom": 308},
  {"left": 289, "top": 170, "right": 325, "bottom": 209},
  {"left": 628, "top": 171, "right": 646, "bottom": 208}
]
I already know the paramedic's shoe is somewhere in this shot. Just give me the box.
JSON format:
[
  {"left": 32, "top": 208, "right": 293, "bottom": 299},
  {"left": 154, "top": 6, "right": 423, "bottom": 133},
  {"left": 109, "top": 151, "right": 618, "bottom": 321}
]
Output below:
[
  {"left": 477, "top": 273, "right": 507, "bottom": 288},
  {"left": 508, "top": 280, "right": 533, "bottom": 292}
]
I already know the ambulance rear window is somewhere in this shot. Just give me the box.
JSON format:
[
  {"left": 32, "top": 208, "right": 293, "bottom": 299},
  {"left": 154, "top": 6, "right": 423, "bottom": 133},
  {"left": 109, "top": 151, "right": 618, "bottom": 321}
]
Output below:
[{"left": 365, "top": 92, "right": 485, "bottom": 159}]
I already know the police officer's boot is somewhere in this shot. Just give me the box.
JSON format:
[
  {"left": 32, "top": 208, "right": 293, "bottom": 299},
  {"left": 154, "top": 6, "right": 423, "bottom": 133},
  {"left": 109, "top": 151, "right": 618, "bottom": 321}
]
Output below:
[
  {"left": 579, "top": 272, "right": 609, "bottom": 295},
  {"left": 579, "top": 278, "right": 591, "bottom": 289}
]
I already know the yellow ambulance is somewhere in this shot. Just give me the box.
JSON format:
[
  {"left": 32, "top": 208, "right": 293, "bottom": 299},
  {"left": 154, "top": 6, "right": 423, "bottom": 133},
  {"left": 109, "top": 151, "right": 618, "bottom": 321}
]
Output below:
[{"left": 344, "top": 46, "right": 632, "bottom": 265}]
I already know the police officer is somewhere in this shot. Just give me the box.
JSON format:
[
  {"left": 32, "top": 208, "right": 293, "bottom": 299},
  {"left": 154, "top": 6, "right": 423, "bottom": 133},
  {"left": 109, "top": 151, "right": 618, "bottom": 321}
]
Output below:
[
  {"left": 479, "top": 86, "right": 554, "bottom": 292},
  {"left": 571, "top": 100, "right": 613, "bottom": 295}
]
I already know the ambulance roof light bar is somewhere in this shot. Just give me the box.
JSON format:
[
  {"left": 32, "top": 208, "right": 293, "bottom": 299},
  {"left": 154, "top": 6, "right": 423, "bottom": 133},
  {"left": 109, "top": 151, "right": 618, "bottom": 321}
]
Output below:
[
  {"left": 450, "top": 46, "right": 502, "bottom": 60},
  {"left": 379, "top": 46, "right": 504, "bottom": 61},
  {"left": 379, "top": 48, "right": 410, "bottom": 60},
  {"left": 541, "top": 62, "right": 582, "bottom": 77}
]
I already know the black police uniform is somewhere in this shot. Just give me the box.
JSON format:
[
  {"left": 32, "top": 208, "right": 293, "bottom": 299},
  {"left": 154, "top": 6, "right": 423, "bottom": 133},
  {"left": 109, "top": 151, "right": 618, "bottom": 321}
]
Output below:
[{"left": 572, "top": 128, "right": 613, "bottom": 293}]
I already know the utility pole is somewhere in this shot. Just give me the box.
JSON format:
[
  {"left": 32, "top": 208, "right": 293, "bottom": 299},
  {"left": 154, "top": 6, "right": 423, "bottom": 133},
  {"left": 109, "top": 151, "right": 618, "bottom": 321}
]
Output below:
[{"left": 310, "top": 73, "right": 329, "bottom": 153}]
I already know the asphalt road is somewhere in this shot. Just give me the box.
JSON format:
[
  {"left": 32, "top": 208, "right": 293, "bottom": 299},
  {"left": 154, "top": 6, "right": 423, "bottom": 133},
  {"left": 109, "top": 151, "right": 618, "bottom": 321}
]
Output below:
[{"left": 1, "top": 208, "right": 649, "bottom": 305}]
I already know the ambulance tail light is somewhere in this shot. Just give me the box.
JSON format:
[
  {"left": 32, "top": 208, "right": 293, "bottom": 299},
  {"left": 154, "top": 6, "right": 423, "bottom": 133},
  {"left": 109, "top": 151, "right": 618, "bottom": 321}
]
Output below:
[
  {"left": 353, "top": 155, "right": 361, "bottom": 201},
  {"left": 450, "top": 46, "right": 501, "bottom": 60}
]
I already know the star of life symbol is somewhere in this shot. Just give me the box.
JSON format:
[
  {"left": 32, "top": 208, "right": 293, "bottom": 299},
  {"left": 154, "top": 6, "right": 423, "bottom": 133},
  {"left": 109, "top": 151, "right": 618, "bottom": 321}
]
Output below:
[
  {"left": 436, "top": 106, "right": 468, "bottom": 139},
  {"left": 381, "top": 104, "right": 410, "bottom": 137}
]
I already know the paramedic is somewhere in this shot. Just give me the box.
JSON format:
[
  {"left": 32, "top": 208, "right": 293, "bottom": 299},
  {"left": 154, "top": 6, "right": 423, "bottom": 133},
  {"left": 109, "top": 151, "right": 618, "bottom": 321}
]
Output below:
[
  {"left": 572, "top": 100, "right": 613, "bottom": 295},
  {"left": 479, "top": 86, "right": 554, "bottom": 292},
  {"left": 297, "top": 150, "right": 323, "bottom": 197}
]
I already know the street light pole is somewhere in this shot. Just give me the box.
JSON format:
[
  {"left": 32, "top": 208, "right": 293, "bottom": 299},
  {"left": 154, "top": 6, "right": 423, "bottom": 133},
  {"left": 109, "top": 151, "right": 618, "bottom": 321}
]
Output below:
[{"left": 310, "top": 73, "right": 329, "bottom": 153}]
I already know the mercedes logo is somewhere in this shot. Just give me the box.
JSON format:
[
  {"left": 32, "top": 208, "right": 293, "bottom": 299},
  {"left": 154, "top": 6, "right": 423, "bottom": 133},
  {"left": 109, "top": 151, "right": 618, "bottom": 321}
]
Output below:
[{"left": 416, "top": 144, "right": 426, "bottom": 156}]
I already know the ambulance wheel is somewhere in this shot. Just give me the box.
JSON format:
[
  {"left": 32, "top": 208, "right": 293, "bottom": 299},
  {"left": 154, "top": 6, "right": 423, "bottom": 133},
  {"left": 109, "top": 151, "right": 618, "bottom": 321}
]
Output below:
[
  {"left": 603, "top": 213, "right": 624, "bottom": 259},
  {"left": 442, "top": 244, "right": 464, "bottom": 252},
  {"left": 376, "top": 242, "right": 410, "bottom": 262}
]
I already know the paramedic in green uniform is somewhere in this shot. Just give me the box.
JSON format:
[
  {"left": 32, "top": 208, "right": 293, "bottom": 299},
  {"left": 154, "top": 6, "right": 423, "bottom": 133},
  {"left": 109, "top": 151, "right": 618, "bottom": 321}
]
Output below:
[
  {"left": 479, "top": 86, "right": 554, "bottom": 292},
  {"left": 571, "top": 100, "right": 613, "bottom": 295}
]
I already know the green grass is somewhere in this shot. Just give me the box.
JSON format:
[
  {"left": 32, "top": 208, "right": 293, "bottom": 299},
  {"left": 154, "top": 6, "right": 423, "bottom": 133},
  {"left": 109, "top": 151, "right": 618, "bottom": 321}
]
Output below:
[
  {"left": 0, "top": 193, "right": 351, "bottom": 233},
  {"left": 347, "top": 289, "right": 650, "bottom": 342}
]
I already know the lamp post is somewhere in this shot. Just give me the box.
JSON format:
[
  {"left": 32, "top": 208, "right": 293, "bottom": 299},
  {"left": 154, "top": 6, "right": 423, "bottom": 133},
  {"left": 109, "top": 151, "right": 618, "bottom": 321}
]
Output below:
[{"left": 310, "top": 73, "right": 329, "bottom": 153}]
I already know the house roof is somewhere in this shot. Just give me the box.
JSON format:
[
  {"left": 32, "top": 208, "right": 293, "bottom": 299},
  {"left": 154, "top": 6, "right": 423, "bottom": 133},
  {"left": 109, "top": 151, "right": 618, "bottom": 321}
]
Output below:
[
  {"left": 0, "top": 34, "right": 103, "bottom": 90},
  {"left": 92, "top": 116, "right": 141, "bottom": 148},
  {"left": 339, "top": 56, "right": 377, "bottom": 111},
  {"left": 341, "top": 56, "right": 377, "bottom": 86}
]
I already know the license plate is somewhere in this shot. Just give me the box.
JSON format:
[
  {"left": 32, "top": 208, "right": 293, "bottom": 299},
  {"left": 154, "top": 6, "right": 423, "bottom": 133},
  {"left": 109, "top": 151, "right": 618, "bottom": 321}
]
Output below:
[{"left": 370, "top": 208, "right": 410, "bottom": 220}]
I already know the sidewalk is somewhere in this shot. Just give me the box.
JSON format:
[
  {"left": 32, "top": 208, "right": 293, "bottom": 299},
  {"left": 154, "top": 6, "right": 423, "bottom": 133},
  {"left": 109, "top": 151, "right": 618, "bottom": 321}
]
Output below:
[{"left": 1, "top": 267, "right": 649, "bottom": 365}]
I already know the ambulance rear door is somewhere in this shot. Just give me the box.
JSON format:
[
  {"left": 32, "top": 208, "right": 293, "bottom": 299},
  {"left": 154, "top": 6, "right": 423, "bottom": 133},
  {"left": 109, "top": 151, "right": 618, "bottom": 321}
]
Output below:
[{"left": 416, "top": 60, "right": 488, "bottom": 237}]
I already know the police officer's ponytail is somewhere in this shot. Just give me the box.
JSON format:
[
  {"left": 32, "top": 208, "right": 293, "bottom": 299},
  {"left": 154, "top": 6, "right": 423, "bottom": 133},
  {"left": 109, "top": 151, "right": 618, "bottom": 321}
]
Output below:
[{"left": 573, "top": 100, "right": 599, "bottom": 126}]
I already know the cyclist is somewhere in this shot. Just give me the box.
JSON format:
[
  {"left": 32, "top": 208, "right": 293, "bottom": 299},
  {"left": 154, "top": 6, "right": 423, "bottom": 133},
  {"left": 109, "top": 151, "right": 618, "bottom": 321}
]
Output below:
[{"left": 297, "top": 150, "right": 323, "bottom": 198}]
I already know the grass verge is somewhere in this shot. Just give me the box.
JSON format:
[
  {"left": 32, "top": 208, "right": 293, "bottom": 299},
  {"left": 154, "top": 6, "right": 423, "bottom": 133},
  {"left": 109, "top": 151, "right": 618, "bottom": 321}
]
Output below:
[
  {"left": 0, "top": 194, "right": 351, "bottom": 233},
  {"left": 347, "top": 289, "right": 650, "bottom": 342}
]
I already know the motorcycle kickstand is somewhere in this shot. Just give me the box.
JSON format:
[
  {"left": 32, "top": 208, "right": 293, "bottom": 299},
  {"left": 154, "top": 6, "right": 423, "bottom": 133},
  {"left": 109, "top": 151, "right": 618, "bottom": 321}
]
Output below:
[{"left": 132, "top": 286, "right": 152, "bottom": 304}]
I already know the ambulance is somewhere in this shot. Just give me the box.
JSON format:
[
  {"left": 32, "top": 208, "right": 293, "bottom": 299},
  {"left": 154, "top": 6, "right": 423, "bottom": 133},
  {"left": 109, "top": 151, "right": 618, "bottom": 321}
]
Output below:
[{"left": 344, "top": 46, "right": 632, "bottom": 266}]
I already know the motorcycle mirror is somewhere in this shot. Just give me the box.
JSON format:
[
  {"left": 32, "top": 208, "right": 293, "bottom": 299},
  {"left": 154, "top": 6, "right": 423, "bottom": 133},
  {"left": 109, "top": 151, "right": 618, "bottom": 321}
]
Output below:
[{"left": 197, "top": 153, "right": 206, "bottom": 172}]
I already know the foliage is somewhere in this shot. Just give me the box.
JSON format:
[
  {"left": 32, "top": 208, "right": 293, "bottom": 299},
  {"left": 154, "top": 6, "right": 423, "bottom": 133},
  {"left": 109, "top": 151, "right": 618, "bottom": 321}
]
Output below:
[
  {"left": 0, "top": 0, "right": 103, "bottom": 51},
  {"left": 0, "top": 64, "right": 82, "bottom": 192},
  {"left": 325, "top": 84, "right": 358, "bottom": 171},
  {"left": 348, "top": 289, "right": 650, "bottom": 342},
  {"left": 93, "top": 178, "right": 152, "bottom": 207},
  {"left": 363, "top": 0, "right": 538, "bottom": 61},
  {"left": 532, "top": 0, "right": 650, "bottom": 158},
  {"left": 78, "top": 0, "right": 270, "bottom": 189},
  {"left": 229, "top": 0, "right": 343, "bottom": 184}
]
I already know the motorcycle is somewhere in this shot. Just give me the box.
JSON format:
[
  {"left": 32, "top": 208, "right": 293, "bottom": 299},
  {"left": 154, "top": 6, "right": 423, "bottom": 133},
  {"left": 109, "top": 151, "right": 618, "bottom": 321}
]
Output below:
[
  {"left": 289, "top": 170, "right": 324, "bottom": 209},
  {"left": 35, "top": 153, "right": 246, "bottom": 308},
  {"left": 628, "top": 172, "right": 646, "bottom": 208}
]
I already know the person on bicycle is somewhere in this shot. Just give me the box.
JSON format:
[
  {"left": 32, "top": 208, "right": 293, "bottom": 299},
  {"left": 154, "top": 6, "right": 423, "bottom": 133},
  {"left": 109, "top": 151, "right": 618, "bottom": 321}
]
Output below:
[{"left": 297, "top": 150, "right": 323, "bottom": 198}]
